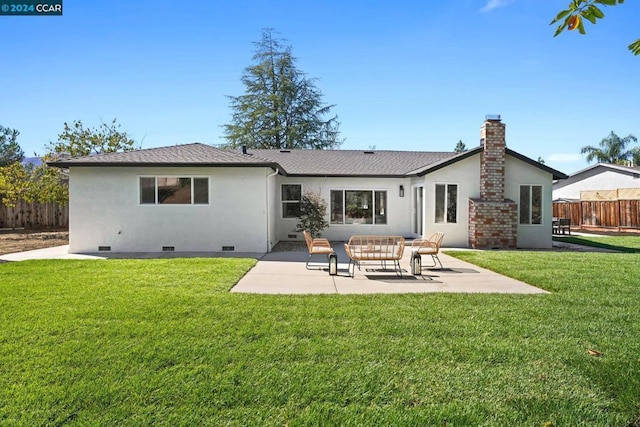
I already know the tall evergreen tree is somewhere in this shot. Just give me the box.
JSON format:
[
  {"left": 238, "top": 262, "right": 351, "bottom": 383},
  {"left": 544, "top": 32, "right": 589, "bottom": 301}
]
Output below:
[
  {"left": 0, "top": 125, "right": 24, "bottom": 166},
  {"left": 224, "top": 29, "right": 341, "bottom": 150},
  {"left": 454, "top": 140, "right": 466, "bottom": 153}
]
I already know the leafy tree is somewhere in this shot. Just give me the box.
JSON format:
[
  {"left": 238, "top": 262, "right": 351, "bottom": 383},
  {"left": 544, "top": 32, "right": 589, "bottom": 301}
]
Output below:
[
  {"left": 580, "top": 131, "right": 638, "bottom": 164},
  {"left": 46, "top": 118, "right": 136, "bottom": 160},
  {"left": 27, "top": 164, "right": 68, "bottom": 205},
  {"left": 295, "top": 190, "right": 329, "bottom": 238},
  {"left": 551, "top": 0, "right": 640, "bottom": 55},
  {"left": 454, "top": 140, "right": 466, "bottom": 153},
  {"left": 0, "top": 125, "right": 24, "bottom": 166},
  {"left": 224, "top": 28, "right": 341, "bottom": 150},
  {"left": 0, "top": 162, "right": 68, "bottom": 207},
  {"left": 0, "top": 163, "right": 28, "bottom": 206}
]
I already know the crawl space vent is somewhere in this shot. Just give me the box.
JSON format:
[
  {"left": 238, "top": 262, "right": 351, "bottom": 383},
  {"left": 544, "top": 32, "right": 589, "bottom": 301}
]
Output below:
[
  {"left": 222, "top": 246, "right": 235, "bottom": 252},
  {"left": 162, "top": 246, "right": 175, "bottom": 252},
  {"left": 288, "top": 234, "right": 297, "bottom": 239},
  {"left": 98, "top": 246, "right": 111, "bottom": 252}
]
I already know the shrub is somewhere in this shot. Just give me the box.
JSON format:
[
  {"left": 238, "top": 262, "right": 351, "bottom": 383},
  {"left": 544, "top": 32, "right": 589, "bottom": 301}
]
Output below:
[{"left": 295, "top": 190, "right": 329, "bottom": 238}]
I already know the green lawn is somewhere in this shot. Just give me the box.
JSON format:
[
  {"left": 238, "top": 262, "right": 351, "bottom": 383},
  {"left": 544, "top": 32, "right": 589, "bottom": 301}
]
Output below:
[{"left": 1, "top": 242, "right": 639, "bottom": 426}]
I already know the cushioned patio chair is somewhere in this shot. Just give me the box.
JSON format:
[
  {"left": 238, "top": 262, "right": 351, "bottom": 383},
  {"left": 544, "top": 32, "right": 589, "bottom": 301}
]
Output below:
[
  {"left": 410, "top": 232, "right": 445, "bottom": 269},
  {"left": 303, "top": 230, "right": 335, "bottom": 270}
]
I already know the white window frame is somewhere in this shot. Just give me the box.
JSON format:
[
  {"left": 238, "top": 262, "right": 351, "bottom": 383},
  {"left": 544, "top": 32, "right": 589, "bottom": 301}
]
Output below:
[
  {"left": 139, "top": 176, "right": 209, "bottom": 205},
  {"left": 281, "top": 183, "right": 302, "bottom": 219},
  {"left": 434, "top": 183, "right": 458, "bottom": 224},
  {"left": 519, "top": 184, "right": 543, "bottom": 225},
  {"left": 329, "top": 189, "right": 388, "bottom": 225}
]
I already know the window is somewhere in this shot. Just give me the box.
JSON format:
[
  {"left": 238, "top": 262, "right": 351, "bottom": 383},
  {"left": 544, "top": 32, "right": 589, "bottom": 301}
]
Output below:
[
  {"left": 520, "top": 185, "right": 542, "bottom": 224},
  {"left": 282, "top": 184, "right": 301, "bottom": 218},
  {"left": 139, "top": 177, "right": 209, "bottom": 205},
  {"left": 435, "top": 184, "right": 457, "bottom": 223},
  {"left": 330, "top": 190, "right": 387, "bottom": 225}
]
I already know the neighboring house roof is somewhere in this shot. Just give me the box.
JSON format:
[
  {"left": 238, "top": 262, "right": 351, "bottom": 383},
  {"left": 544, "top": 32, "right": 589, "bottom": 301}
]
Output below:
[
  {"left": 553, "top": 162, "right": 640, "bottom": 191},
  {"left": 48, "top": 142, "right": 568, "bottom": 180},
  {"left": 568, "top": 162, "right": 640, "bottom": 179}
]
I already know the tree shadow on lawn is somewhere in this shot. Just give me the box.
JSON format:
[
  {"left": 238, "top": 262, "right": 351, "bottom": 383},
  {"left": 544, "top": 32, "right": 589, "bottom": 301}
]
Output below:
[{"left": 554, "top": 236, "right": 640, "bottom": 254}]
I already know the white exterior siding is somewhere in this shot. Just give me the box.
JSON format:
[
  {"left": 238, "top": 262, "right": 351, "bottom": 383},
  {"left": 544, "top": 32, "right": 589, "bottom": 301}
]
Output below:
[
  {"left": 66, "top": 149, "right": 557, "bottom": 253},
  {"left": 422, "top": 155, "right": 480, "bottom": 247},
  {"left": 68, "top": 166, "right": 271, "bottom": 253},
  {"left": 274, "top": 176, "right": 413, "bottom": 242},
  {"left": 505, "top": 156, "right": 554, "bottom": 249},
  {"left": 271, "top": 153, "right": 555, "bottom": 249}
]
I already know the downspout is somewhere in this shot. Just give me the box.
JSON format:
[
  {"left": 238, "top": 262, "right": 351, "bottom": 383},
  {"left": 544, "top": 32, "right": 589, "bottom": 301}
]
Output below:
[{"left": 265, "top": 168, "right": 279, "bottom": 252}]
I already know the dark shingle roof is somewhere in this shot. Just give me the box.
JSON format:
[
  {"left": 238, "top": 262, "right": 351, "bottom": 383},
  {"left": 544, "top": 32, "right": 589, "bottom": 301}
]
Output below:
[
  {"left": 250, "top": 149, "right": 456, "bottom": 176},
  {"left": 47, "top": 143, "right": 275, "bottom": 167},
  {"left": 48, "top": 143, "right": 457, "bottom": 176},
  {"left": 47, "top": 142, "right": 568, "bottom": 179}
]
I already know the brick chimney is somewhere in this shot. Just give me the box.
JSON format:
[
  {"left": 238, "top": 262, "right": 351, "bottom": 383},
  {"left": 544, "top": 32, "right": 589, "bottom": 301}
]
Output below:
[
  {"left": 468, "top": 116, "right": 517, "bottom": 249},
  {"left": 480, "top": 117, "right": 506, "bottom": 202}
]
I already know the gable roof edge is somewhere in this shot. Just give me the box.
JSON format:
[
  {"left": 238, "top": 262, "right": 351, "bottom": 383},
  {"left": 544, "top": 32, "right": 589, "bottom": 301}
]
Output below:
[
  {"left": 413, "top": 146, "right": 568, "bottom": 180},
  {"left": 413, "top": 147, "right": 482, "bottom": 176}
]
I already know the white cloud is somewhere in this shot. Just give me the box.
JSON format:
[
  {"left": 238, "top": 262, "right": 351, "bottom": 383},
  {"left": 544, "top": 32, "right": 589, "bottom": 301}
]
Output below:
[
  {"left": 479, "top": 0, "right": 514, "bottom": 13},
  {"left": 547, "top": 153, "right": 583, "bottom": 163}
]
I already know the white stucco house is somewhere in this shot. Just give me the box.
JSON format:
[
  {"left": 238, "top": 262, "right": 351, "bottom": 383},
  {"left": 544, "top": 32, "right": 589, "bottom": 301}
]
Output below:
[
  {"left": 50, "top": 117, "right": 567, "bottom": 254},
  {"left": 553, "top": 163, "right": 640, "bottom": 201}
]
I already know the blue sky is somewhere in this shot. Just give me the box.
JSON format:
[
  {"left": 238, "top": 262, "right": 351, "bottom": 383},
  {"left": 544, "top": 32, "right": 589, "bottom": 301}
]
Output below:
[{"left": 1, "top": 0, "right": 638, "bottom": 174}]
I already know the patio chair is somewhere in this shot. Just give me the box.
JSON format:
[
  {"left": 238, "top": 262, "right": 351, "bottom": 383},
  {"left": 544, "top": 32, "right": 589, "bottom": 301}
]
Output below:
[
  {"left": 303, "top": 230, "right": 335, "bottom": 270},
  {"left": 410, "top": 232, "right": 445, "bottom": 270}
]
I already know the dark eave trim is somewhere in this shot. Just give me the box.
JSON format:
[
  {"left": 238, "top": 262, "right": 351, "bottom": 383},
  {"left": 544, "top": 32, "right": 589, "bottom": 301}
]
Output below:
[
  {"left": 47, "top": 161, "right": 282, "bottom": 170},
  {"left": 415, "top": 147, "right": 482, "bottom": 177},
  {"left": 282, "top": 173, "right": 409, "bottom": 179}
]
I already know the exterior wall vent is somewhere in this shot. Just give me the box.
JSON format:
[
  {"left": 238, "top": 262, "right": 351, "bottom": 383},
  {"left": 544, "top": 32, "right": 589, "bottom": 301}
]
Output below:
[
  {"left": 162, "top": 246, "right": 175, "bottom": 252},
  {"left": 222, "top": 246, "right": 235, "bottom": 251},
  {"left": 98, "top": 246, "right": 111, "bottom": 252},
  {"left": 288, "top": 234, "right": 297, "bottom": 239}
]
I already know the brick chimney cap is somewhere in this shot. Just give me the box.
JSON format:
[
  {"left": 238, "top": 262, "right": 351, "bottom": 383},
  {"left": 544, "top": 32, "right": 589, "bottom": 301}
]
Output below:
[{"left": 485, "top": 114, "right": 501, "bottom": 121}]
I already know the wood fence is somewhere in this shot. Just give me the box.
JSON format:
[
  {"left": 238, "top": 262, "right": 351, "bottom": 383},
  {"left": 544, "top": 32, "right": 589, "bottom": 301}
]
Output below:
[
  {"left": 0, "top": 200, "right": 69, "bottom": 229},
  {"left": 553, "top": 199, "right": 640, "bottom": 232}
]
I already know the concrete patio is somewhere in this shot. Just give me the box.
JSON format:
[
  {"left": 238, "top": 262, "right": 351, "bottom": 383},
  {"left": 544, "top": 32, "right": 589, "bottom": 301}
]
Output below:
[
  {"left": 1, "top": 244, "right": 549, "bottom": 295},
  {"left": 231, "top": 244, "right": 548, "bottom": 295}
]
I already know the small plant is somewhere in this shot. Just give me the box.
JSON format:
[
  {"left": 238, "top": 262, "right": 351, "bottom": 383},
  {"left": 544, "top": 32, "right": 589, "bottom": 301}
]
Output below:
[{"left": 295, "top": 190, "right": 329, "bottom": 238}]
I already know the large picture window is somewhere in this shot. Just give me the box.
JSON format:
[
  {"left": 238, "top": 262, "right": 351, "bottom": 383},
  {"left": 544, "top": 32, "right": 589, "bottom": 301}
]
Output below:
[
  {"left": 435, "top": 184, "right": 457, "bottom": 223},
  {"left": 140, "top": 177, "right": 209, "bottom": 205},
  {"left": 520, "top": 185, "right": 542, "bottom": 224},
  {"left": 281, "top": 184, "right": 302, "bottom": 218},
  {"left": 330, "top": 190, "right": 387, "bottom": 225}
]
